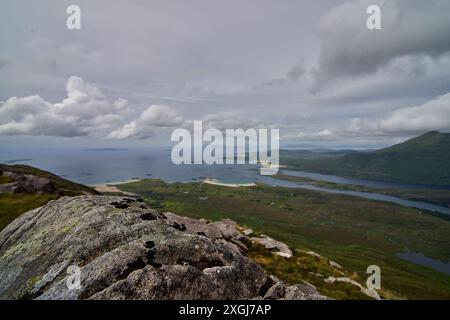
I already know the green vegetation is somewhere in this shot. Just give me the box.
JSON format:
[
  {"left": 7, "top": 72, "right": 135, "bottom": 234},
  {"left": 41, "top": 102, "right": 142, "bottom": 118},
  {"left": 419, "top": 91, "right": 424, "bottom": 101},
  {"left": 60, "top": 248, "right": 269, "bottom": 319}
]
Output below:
[
  {"left": 0, "top": 175, "right": 15, "bottom": 184},
  {"left": 280, "top": 149, "right": 355, "bottom": 164},
  {"left": 248, "top": 243, "right": 372, "bottom": 300},
  {"left": 275, "top": 173, "right": 450, "bottom": 208},
  {"left": 0, "top": 164, "right": 98, "bottom": 231},
  {"left": 118, "top": 179, "right": 450, "bottom": 299},
  {"left": 282, "top": 131, "right": 450, "bottom": 186},
  {"left": 0, "top": 193, "right": 59, "bottom": 231}
]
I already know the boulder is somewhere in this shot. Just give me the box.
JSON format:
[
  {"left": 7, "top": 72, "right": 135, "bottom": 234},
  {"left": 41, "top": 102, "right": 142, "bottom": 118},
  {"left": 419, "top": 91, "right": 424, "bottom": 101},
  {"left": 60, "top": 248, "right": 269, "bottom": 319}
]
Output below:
[
  {"left": 250, "top": 235, "right": 293, "bottom": 258},
  {"left": 0, "top": 195, "right": 327, "bottom": 300},
  {"left": 283, "top": 283, "right": 329, "bottom": 300}
]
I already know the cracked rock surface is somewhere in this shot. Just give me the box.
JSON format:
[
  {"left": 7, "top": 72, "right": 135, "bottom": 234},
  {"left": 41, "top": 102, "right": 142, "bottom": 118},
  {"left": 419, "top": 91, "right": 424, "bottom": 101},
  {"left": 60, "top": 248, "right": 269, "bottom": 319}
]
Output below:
[{"left": 0, "top": 195, "right": 327, "bottom": 300}]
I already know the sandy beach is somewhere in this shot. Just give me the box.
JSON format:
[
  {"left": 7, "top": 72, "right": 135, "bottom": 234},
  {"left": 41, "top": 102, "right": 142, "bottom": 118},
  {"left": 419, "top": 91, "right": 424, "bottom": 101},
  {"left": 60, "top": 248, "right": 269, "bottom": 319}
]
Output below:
[
  {"left": 93, "top": 179, "right": 140, "bottom": 195},
  {"left": 202, "top": 178, "right": 256, "bottom": 188}
]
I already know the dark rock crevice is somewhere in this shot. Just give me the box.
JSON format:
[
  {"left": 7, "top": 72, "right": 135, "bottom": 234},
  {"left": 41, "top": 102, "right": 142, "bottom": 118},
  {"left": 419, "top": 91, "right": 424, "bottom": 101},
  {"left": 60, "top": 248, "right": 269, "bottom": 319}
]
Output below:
[{"left": 118, "top": 258, "right": 147, "bottom": 280}]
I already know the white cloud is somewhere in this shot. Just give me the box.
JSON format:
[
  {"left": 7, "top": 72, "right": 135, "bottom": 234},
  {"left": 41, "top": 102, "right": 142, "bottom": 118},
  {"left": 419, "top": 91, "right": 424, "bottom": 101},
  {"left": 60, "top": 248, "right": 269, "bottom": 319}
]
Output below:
[
  {"left": 108, "top": 104, "right": 184, "bottom": 139},
  {"left": 297, "top": 129, "right": 333, "bottom": 140},
  {"left": 107, "top": 121, "right": 149, "bottom": 140},
  {"left": 1, "top": 76, "right": 269, "bottom": 141},
  {"left": 139, "top": 105, "right": 184, "bottom": 127},
  {"left": 0, "top": 76, "right": 131, "bottom": 138},
  {"left": 345, "top": 92, "right": 450, "bottom": 136},
  {"left": 55, "top": 76, "right": 130, "bottom": 118},
  {"left": 280, "top": 129, "right": 334, "bottom": 142},
  {"left": 0, "top": 95, "right": 86, "bottom": 137}
]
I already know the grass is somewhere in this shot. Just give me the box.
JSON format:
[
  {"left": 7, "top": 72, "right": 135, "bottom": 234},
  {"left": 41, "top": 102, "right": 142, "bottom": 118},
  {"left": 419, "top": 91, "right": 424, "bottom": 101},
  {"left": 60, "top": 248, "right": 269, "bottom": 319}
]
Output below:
[
  {"left": 247, "top": 243, "right": 372, "bottom": 300},
  {"left": 0, "top": 164, "right": 100, "bottom": 232},
  {"left": 0, "top": 193, "right": 59, "bottom": 231},
  {"left": 117, "top": 179, "right": 450, "bottom": 300},
  {"left": 0, "top": 175, "right": 15, "bottom": 184}
]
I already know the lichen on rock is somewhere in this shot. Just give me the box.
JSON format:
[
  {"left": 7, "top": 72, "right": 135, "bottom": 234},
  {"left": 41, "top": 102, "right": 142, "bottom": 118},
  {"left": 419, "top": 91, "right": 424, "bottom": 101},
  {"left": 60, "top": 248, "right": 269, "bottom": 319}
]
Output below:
[{"left": 0, "top": 195, "right": 327, "bottom": 300}]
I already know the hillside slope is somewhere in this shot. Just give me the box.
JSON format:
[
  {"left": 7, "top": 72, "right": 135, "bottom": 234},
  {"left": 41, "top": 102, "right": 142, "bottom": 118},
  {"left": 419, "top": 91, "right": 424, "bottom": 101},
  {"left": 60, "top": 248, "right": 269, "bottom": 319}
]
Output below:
[
  {"left": 0, "top": 164, "right": 98, "bottom": 230},
  {"left": 285, "top": 131, "right": 450, "bottom": 185},
  {"left": 116, "top": 179, "right": 450, "bottom": 299}
]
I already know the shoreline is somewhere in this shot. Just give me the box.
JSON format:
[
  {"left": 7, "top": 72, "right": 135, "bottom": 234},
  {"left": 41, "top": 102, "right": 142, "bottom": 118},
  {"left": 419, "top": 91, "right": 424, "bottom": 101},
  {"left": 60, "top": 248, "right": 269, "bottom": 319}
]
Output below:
[
  {"left": 91, "top": 178, "right": 141, "bottom": 187},
  {"left": 202, "top": 178, "right": 256, "bottom": 188},
  {"left": 93, "top": 179, "right": 140, "bottom": 195},
  {"left": 91, "top": 175, "right": 449, "bottom": 215}
]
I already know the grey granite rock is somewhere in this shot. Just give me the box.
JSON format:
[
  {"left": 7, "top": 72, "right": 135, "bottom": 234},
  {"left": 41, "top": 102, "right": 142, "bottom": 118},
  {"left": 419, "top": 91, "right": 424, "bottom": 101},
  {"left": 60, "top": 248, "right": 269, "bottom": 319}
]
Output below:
[
  {"left": 0, "top": 195, "right": 328, "bottom": 300},
  {"left": 284, "top": 283, "right": 329, "bottom": 300},
  {"left": 250, "top": 235, "right": 293, "bottom": 258}
]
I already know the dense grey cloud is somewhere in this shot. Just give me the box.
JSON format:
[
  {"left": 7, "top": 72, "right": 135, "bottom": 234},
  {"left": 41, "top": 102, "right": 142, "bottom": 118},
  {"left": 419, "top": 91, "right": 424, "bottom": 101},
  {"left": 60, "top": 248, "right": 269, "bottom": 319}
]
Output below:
[
  {"left": 0, "top": 0, "right": 449, "bottom": 147},
  {"left": 258, "top": 61, "right": 306, "bottom": 88},
  {"left": 312, "top": 0, "right": 450, "bottom": 90},
  {"left": 201, "top": 113, "right": 264, "bottom": 131}
]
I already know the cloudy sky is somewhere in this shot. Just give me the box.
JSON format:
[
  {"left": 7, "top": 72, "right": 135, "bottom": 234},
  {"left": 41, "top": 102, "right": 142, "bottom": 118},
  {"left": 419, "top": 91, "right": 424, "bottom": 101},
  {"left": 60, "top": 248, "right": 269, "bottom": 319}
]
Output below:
[{"left": 1, "top": 0, "right": 450, "bottom": 148}]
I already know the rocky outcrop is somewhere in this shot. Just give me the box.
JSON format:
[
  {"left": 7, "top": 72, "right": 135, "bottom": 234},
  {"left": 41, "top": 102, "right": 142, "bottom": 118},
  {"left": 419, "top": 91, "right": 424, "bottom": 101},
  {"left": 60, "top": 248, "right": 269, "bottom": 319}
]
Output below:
[
  {"left": 250, "top": 235, "right": 293, "bottom": 258},
  {"left": 0, "top": 172, "right": 56, "bottom": 194},
  {"left": 0, "top": 195, "right": 327, "bottom": 300},
  {"left": 0, "top": 164, "right": 98, "bottom": 196}
]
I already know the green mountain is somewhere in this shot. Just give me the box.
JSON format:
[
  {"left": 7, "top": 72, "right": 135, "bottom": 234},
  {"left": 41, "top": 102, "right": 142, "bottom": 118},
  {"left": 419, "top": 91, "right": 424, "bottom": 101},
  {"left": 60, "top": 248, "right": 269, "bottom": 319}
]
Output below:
[{"left": 283, "top": 131, "right": 450, "bottom": 186}]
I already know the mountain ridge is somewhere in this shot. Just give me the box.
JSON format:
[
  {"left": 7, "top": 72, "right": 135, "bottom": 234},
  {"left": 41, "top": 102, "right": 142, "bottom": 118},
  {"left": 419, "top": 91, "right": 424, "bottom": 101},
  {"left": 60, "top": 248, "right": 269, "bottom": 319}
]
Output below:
[{"left": 283, "top": 131, "right": 450, "bottom": 186}]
